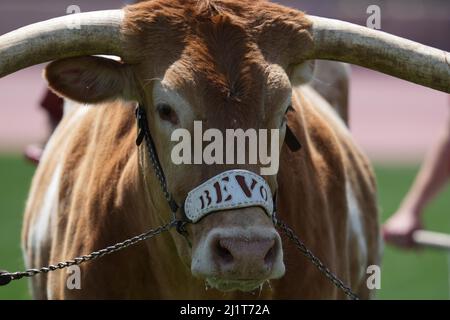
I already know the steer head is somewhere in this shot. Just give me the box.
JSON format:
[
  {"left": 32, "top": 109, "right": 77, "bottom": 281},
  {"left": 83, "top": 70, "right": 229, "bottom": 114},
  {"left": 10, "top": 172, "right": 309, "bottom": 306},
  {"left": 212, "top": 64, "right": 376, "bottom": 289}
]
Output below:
[
  {"left": 44, "top": 0, "right": 315, "bottom": 292},
  {"left": 0, "top": 0, "right": 449, "bottom": 294}
]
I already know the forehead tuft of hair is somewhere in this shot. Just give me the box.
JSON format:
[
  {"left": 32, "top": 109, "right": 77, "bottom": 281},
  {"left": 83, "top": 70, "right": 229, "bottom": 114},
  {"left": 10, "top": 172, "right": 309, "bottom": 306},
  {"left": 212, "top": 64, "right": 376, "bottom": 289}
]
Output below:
[
  {"left": 123, "top": 0, "right": 310, "bottom": 60},
  {"left": 195, "top": 0, "right": 224, "bottom": 16},
  {"left": 123, "top": 0, "right": 312, "bottom": 102}
]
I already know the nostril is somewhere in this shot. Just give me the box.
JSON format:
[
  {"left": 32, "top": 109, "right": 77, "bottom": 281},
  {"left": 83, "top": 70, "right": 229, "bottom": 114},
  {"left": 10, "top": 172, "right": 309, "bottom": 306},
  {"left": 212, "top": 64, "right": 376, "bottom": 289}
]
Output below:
[
  {"left": 216, "top": 240, "right": 234, "bottom": 264},
  {"left": 264, "top": 241, "right": 277, "bottom": 266},
  {"left": 264, "top": 246, "right": 275, "bottom": 266}
]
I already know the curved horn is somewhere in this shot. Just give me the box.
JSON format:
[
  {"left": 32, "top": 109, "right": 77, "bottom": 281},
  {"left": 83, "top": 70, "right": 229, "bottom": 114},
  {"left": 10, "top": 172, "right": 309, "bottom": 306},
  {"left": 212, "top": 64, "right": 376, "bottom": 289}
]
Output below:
[
  {"left": 306, "top": 16, "right": 450, "bottom": 93},
  {"left": 0, "top": 10, "right": 125, "bottom": 78}
]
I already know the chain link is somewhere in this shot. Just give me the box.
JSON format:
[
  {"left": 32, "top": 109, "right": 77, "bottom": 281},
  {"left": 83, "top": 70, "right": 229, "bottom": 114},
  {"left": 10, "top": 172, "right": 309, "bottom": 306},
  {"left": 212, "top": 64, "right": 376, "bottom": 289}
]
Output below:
[
  {"left": 0, "top": 221, "right": 176, "bottom": 284},
  {"left": 276, "top": 218, "right": 359, "bottom": 300}
]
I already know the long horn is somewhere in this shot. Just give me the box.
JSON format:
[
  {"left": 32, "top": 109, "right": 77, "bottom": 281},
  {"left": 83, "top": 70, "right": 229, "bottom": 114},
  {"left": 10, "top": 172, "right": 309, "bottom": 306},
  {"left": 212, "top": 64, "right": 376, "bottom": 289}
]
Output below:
[
  {"left": 307, "top": 16, "right": 450, "bottom": 93},
  {"left": 0, "top": 10, "right": 125, "bottom": 78}
]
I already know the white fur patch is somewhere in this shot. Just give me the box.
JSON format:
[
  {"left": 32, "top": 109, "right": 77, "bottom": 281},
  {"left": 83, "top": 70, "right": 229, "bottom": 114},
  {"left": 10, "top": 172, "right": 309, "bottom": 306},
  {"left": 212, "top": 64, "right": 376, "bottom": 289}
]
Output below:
[
  {"left": 346, "top": 180, "right": 368, "bottom": 280},
  {"left": 27, "top": 164, "right": 62, "bottom": 264}
]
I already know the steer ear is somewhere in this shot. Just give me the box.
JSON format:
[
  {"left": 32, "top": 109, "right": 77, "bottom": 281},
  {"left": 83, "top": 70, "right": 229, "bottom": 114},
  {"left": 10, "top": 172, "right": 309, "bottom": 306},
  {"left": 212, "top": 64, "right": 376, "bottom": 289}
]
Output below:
[{"left": 45, "top": 56, "right": 136, "bottom": 104}]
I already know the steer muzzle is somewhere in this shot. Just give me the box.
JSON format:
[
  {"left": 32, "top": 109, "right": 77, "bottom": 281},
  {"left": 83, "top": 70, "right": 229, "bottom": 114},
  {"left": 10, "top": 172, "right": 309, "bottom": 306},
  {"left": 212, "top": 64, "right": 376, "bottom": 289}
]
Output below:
[{"left": 191, "top": 207, "right": 285, "bottom": 292}]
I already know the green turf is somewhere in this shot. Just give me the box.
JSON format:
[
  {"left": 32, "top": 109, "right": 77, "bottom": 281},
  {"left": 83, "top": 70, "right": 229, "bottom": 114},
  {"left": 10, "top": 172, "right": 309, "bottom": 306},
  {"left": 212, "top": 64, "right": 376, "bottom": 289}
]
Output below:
[
  {"left": 375, "top": 166, "right": 450, "bottom": 299},
  {"left": 0, "top": 155, "right": 449, "bottom": 299},
  {"left": 0, "top": 155, "right": 34, "bottom": 300}
]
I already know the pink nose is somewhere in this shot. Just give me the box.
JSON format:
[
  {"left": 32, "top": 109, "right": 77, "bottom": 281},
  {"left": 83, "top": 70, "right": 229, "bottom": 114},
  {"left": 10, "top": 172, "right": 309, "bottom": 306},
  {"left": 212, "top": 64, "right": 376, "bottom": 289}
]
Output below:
[
  {"left": 216, "top": 236, "right": 277, "bottom": 277},
  {"left": 192, "top": 228, "right": 285, "bottom": 280}
]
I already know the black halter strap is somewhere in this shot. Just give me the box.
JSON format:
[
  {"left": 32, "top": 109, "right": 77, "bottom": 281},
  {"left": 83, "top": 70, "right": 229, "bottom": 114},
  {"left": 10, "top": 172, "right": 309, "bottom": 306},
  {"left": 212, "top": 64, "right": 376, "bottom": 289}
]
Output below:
[
  {"left": 135, "top": 105, "right": 190, "bottom": 238},
  {"left": 135, "top": 106, "right": 179, "bottom": 213}
]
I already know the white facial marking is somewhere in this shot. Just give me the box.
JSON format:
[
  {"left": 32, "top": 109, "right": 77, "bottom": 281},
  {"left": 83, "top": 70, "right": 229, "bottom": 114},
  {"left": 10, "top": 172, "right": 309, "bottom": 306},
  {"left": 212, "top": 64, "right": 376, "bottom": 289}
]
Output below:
[{"left": 152, "top": 81, "right": 194, "bottom": 128}]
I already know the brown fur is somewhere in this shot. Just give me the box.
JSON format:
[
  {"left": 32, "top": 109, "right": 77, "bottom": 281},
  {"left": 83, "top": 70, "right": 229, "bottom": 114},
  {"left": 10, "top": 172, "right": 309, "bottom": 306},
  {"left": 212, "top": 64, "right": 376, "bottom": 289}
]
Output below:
[{"left": 22, "top": 0, "right": 379, "bottom": 299}]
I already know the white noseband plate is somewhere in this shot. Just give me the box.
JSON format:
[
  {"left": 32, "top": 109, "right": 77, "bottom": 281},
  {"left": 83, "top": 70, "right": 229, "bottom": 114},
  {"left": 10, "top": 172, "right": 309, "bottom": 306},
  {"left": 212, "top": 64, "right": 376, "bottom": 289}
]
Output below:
[{"left": 184, "top": 170, "right": 274, "bottom": 223}]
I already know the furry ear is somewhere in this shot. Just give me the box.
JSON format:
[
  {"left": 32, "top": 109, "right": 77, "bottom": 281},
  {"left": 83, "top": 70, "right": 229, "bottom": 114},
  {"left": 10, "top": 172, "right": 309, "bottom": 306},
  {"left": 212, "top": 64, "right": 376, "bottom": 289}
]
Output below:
[
  {"left": 288, "top": 60, "right": 315, "bottom": 86},
  {"left": 45, "top": 56, "right": 136, "bottom": 104}
]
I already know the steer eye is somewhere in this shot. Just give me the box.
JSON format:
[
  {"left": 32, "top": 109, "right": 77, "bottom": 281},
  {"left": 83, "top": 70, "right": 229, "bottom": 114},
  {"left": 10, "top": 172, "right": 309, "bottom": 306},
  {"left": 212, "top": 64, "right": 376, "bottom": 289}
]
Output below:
[
  {"left": 285, "top": 105, "right": 294, "bottom": 114},
  {"left": 281, "top": 105, "right": 294, "bottom": 127},
  {"left": 156, "top": 103, "right": 179, "bottom": 125}
]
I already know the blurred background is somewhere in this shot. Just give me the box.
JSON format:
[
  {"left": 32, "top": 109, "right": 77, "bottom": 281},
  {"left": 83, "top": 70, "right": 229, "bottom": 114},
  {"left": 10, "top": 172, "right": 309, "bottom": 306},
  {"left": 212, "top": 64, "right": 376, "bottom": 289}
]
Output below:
[{"left": 0, "top": 0, "right": 449, "bottom": 299}]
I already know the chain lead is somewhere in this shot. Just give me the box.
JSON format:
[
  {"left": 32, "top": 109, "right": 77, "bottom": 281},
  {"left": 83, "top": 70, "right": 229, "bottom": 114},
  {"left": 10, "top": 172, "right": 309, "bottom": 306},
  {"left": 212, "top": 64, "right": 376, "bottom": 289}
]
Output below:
[
  {"left": 276, "top": 219, "right": 359, "bottom": 300},
  {"left": 0, "top": 221, "right": 176, "bottom": 285},
  {"left": 1, "top": 218, "right": 359, "bottom": 300}
]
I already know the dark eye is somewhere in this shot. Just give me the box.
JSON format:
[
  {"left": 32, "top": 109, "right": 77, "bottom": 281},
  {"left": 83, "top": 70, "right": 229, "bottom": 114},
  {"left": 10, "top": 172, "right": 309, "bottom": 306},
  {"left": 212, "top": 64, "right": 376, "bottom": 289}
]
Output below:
[
  {"left": 285, "top": 105, "right": 294, "bottom": 114},
  {"left": 156, "top": 103, "right": 179, "bottom": 125},
  {"left": 281, "top": 105, "right": 294, "bottom": 127}
]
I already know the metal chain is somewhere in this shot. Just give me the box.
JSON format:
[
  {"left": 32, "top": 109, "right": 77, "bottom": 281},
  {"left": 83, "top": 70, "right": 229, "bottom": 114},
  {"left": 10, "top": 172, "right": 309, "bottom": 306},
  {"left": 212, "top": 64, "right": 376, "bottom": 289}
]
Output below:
[
  {"left": 0, "top": 221, "right": 176, "bottom": 285},
  {"left": 276, "top": 218, "right": 359, "bottom": 300},
  {"left": 136, "top": 107, "right": 173, "bottom": 204}
]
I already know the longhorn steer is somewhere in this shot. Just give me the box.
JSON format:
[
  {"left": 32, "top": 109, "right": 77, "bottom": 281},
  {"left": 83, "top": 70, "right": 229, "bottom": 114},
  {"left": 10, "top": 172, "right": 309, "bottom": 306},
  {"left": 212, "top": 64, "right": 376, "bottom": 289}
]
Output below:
[{"left": 0, "top": 0, "right": 449, "bottom": 299}]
